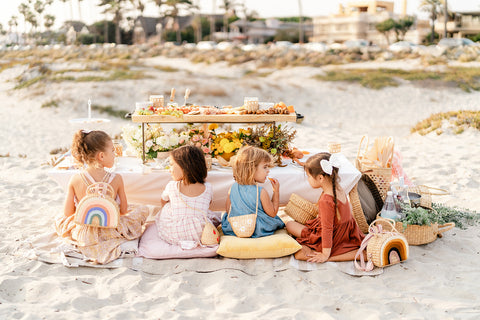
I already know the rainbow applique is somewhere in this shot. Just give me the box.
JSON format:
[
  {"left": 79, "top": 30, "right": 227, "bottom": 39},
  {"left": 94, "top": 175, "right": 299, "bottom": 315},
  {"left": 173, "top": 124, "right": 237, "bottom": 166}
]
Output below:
[
  {"left": 74, "top": 182, "right": 120, "bottom": 228},
  {"left": 365, "top": 220, "right": 409, "bottom": 268}
]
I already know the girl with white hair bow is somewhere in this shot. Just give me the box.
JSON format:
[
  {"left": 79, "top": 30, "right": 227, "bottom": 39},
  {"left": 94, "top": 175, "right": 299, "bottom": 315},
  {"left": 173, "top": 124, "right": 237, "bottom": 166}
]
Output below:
[{"left": 286, "top": 152, "right": 365, "bottom": 263}]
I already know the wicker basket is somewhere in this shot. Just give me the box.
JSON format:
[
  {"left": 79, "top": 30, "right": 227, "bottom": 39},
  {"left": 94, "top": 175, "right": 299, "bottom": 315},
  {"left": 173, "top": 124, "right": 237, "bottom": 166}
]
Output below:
[
  {"left": 327, "top": 142, "right": 341, "bottom": 153},
  {"left": 406, "top": 185, "right": 449, "bottom": 209},
  {"left": 355, "top": 135, "right": 393, "bottom": 201},
  {"left": 366, "top": 219, "right": 409, "bottom": 268},
  {"left": 284, "top": 193, "right": 318, "bottom": 224},
  {"left": 375, "top": 214, "right": 455, "bottom": 245}
]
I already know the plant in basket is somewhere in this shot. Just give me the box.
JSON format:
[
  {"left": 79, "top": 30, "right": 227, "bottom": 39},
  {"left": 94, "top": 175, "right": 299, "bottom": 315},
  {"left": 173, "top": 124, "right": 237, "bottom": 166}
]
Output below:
[{"left": 122, "top": 124, "right": 189, "bottom": 160}]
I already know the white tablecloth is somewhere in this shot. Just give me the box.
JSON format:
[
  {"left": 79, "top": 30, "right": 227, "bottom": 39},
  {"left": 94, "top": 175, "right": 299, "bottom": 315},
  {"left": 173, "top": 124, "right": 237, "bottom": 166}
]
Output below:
[{"left": 48, "top": 151, "right": 360, "bottom": 212}]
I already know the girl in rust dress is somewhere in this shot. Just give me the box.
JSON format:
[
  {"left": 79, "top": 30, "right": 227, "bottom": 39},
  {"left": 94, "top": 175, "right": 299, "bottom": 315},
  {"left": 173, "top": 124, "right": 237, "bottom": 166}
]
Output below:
[{"left": 286, "top": 152, "right": 365, "bottom": 263}]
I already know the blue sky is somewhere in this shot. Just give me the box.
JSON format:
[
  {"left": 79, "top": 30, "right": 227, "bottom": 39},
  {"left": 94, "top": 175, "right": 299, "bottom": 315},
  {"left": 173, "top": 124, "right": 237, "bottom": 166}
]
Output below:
[{"left": 1, "top": 0, "right": 478, "bottom": 32}]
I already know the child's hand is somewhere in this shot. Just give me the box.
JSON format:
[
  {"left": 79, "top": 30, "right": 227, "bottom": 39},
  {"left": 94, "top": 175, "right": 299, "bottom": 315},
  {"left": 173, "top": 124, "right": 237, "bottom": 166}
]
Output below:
[
  {"left": 268, "top": 177, "right": 280, "bottom": 193},
  {"left": 306, "top": 251, "right": 329, "bottom": 263}
]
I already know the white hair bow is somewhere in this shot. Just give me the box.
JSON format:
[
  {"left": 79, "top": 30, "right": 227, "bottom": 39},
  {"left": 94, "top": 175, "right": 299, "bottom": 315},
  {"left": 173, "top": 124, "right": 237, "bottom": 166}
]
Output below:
[{"left": 320, "top": 153, "right": 342, "bottom": 175}]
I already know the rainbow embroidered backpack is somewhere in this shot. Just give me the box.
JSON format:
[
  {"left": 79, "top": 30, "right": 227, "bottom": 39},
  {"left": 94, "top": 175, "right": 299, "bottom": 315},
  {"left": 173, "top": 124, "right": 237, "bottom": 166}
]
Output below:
[{"left": 74, "top": 173, "right": 120, "bottom": 228}]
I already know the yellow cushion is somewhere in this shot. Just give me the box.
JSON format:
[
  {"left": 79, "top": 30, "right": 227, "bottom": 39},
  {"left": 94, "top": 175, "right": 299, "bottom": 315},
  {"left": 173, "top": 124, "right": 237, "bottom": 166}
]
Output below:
[{"left": 216, "top": 229, "right": 302, "bottom": 259}]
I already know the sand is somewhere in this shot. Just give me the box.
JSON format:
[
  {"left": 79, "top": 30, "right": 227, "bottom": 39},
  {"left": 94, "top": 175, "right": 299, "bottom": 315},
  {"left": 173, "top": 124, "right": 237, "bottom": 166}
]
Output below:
[{"left": 1, "top": 50, "right": 480, "bottom": 319}]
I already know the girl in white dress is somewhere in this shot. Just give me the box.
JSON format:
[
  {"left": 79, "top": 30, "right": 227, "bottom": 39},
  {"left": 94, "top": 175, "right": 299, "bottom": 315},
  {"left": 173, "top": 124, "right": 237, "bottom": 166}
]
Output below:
[{"left": 156, "top": 145, "right": 217, "bottom": 248}]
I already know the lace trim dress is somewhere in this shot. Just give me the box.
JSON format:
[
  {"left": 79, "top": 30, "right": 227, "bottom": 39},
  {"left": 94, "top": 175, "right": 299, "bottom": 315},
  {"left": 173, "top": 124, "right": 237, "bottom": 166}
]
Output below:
[{"left": 55, "top": 171, "right": 149, "bottom": 264}]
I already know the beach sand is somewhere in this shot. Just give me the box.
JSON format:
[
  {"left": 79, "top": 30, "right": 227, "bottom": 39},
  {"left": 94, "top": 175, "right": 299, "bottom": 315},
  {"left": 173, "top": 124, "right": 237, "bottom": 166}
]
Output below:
[{"left": 1, "top": 52, "right": 480, "bottom": 319}]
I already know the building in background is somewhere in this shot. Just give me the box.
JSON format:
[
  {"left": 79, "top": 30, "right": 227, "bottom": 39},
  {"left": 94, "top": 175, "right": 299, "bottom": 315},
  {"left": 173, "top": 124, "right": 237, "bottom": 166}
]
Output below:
[
  {"left": 435, "top": 10, "right": 480, "bottom": 39},
  {"left": 310, "top": 0, "right": 429, "bottom": 46}
]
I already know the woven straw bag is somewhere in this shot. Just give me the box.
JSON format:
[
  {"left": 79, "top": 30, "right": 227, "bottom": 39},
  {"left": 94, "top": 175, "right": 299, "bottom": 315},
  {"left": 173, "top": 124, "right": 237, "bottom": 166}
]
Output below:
[
  {"left": 75, "top": 182, "right": 120, "bottom": 229},
  {"left": 406, "top": 185, "right": 449, "bottom": 209},
  {"left": 228, "top": 184, "right": 258, "bottom": 238},
  {"left": 355, "top": 219, "right": 409, "bottom": 271},
  {"left": 284, "top": 193, "right": 318, "bottom": 224},
  {"left": 200, "top": 219, "right": 220, "bottom": 245},
  {"left": 356, "top": 135, "right": 393, "bottom": 201}
]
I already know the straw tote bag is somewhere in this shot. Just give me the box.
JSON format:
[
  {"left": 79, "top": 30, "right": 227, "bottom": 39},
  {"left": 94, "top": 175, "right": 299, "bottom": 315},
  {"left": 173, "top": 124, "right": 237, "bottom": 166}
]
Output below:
[
  {"left": 356, "top": 135, "right": 394, "bottom": 201},
  {"left": 227, "top": 184, "right": 259, "bottom": 238},
  {"left": 178, "top": 189, "right": 219, "bottom": 246}
]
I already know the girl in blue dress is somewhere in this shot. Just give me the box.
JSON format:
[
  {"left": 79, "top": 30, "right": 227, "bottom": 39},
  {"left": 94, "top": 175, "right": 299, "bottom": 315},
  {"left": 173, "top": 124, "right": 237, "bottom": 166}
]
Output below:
[{"left": 221, "top": 146, "right": 285, "bottom": 238}]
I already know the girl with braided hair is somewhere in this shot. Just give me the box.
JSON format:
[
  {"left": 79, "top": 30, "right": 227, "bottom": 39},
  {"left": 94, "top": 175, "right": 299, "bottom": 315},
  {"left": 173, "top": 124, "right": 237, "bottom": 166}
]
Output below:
[{"left": 286, "top": 152, "right": 364, "bottom": 263}]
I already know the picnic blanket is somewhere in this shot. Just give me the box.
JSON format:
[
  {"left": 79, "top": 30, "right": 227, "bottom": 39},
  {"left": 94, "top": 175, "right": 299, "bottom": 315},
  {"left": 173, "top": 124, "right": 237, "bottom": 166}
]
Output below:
[{"left": 23, "top": 231, "right": 383, "bottom": 277}]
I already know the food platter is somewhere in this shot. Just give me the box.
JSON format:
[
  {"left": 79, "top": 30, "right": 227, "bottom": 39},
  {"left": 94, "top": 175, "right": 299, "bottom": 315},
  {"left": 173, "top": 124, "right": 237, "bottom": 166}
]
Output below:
[{"left": 131, "top": 113, "right": 297, "bottom": 123}]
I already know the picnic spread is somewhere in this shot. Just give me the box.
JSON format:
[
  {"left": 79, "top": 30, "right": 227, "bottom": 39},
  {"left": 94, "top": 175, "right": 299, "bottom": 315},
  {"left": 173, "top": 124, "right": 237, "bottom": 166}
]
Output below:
[{"left": 45, "top": 90, "right": 457, "bottom": 273}]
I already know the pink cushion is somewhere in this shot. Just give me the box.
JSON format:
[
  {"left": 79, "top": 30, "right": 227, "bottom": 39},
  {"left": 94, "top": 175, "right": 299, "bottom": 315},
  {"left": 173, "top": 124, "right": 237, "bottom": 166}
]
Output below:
[{"left": 138, "top": 223, "right": 218, "bottom": 259}]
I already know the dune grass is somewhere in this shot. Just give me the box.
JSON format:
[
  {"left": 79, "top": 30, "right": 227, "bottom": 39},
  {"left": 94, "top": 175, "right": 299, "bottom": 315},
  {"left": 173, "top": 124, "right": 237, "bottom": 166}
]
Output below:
[
  {"left": 315, "top": 68, "right": 480, "bottom": 91},
  {"left": 153, "top": 65, "right": 179, "bottom": 72},
  {"left": 92, "top": 104, "right": 131, "bottom": 119},
  {"left": 411, "top": 110, "right": 480, "bottom": 135},
  {"left": 41, "top": 100, "right": 59, "bottom": 108}
]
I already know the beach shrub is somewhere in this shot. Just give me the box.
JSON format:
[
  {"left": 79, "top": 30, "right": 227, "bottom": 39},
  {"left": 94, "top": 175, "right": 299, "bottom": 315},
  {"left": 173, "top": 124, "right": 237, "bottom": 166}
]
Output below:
[
  {"left": 411, "top": 110, "right": 480, "bottom": 135},
  {"left": 92, "top": 104, "right": 131, "bottom": 119}
]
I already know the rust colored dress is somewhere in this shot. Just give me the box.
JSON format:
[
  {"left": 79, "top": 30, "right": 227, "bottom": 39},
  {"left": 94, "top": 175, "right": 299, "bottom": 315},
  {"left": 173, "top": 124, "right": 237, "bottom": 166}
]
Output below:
[{"left": 296, "top": 193, "right": 365, "bottom": 257}]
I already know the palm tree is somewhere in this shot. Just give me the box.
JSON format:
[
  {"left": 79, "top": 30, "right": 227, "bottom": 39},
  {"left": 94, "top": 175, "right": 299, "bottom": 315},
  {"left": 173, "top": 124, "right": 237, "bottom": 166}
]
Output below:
[
  {"left": 78, "top": 0, "right": 84, "bottom": 21},
  {"left": 99, "top": 0, "right": 128, "bottom": 44},
  {"left": 18, "top": 3, "right": 31, "bottom": 34},
  {"left": 443, "top": 0, "right": 448, "bottom": 38},
  {"left": 163, "top": 0, "right": 195, "bottom": 43},
  {"left": 297, "top": 0, "right": 303, "bottom": 43},
  {"left": 44, "top": 14, "right": 55, "bottom": 30},
  {"left": 419, "top": 0, "right": 443, "bottom": 43},
  {"left": 220, "top": 0, "right": 236, "bottom": 35},
  {"left": 8, "top": 16, "right": 20, "bottom": 44},
  {"left": 58, "top": 0, "right": 74, "bottom": 21}
]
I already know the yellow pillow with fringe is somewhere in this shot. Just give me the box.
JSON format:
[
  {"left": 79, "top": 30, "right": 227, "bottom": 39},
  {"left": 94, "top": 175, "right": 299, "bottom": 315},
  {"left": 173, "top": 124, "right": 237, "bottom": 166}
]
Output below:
[{"left": 216, "top": 229, "right": 302, "bottom": 259}]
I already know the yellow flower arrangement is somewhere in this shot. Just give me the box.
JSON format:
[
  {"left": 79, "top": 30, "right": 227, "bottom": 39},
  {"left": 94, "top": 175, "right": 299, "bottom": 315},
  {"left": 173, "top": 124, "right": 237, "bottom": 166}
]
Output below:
[{"left": 210, "top": 127, "right": 251, "bottom": 159}]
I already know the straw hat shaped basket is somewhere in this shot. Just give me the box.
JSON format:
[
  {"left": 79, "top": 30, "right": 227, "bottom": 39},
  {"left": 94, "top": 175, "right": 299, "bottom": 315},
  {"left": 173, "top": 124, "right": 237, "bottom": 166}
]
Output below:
[
  {"left": 284, "top": 193, "right": 318, "bottom": 224},
  {"left": 355, "top": 135, "right": 394, "bottom": 201},
  {"left": 349, "top": 174, "right": 385, "bottom": 234}
]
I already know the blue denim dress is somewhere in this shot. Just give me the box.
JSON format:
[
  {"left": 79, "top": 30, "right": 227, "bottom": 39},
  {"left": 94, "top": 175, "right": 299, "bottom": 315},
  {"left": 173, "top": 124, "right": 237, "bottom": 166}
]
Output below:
[{"left": 221, "top": 183, "right": 285, "bottom": 238}]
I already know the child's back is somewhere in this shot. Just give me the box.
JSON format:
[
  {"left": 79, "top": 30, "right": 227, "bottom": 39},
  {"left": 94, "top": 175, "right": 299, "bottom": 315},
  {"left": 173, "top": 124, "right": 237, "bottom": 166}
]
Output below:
[{"left": 222, "top": 182, "right": 284, "bottom": 238}]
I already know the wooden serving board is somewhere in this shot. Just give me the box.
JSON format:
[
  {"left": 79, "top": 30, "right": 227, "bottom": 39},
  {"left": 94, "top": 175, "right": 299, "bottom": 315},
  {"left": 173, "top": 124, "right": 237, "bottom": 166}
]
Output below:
[{"left": 132, "top": 113, "right": 297, "bottom": 123}]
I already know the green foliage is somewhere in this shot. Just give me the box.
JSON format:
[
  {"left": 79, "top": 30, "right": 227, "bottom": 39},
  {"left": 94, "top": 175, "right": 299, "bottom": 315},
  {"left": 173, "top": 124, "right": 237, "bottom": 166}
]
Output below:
[
  {"left": 432, "top": 203, "right": 480, "bottom": 229},
  {"left": 274, "top": 29, "right": 299, "bottom": 43},
  {"left": 245, "top": 124, "right": 297, "bottom": 164},
  {"left": 411, "top": 110, "right": 480, "bottom": 135},
  {"left": 41, "top": 100, "right": 59, "bottom": 108},
  {"left": 92, "top": 104, "right": 130, "bottom": 119},
  {"left": 399, "top": 202, "right": 479, "bottom": 229},
  {"left": 315, "top": 67, "right": 480, "bottom": 91}
]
